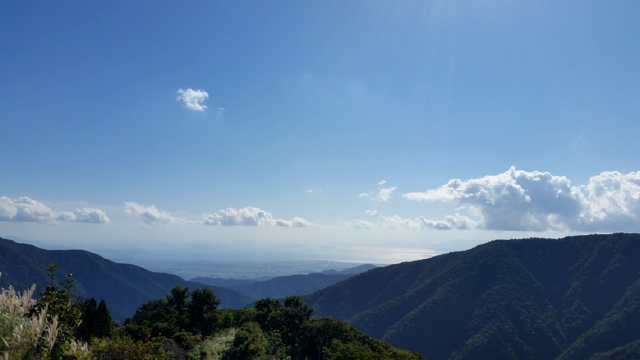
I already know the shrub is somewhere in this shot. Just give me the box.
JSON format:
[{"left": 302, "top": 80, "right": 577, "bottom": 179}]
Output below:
[{"left": 0, "top": 274, "right": 60, "bottom": 360}]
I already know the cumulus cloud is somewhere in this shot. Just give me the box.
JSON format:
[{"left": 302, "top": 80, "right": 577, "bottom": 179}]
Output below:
[
  {"left": 377, "top": 186, "right": 397, "bottom": 202},
  {"left": 203, "top": 206, "right": 274, "bottom": 226},
  {"left": 0, "top": 196, "right": 109, "bottom": 223},
  {"left": 403, "top": 167, "right": 640, "bottom": 232},
  {"left": 75, "top": 208, "right": 110, "bottom": 224},
  {"left": 203, "top": 206, "right": 313, "bottom": 227},
  {"left": 176, "top": 88, "right": 209, "bottom": 111},
  {"left": 419, "top": 214, "right": 478, "bottom": 230},
  {"left": 582, "top": 171, "right": 640, "bottom": 229},
  {"left": 124, "top": 202, "right": 188, "bottom": 224},
  {"left": 360, "top": 181, "right": 397, "bottom": 202}
]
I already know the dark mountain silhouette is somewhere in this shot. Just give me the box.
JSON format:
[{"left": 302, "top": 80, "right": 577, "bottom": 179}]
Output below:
[
  {"left": 190, "top": 277, "right": 254, "bottom": 288},
  {"left": 303, "top": 233, "right": 640, "bottom": 359},
  {"left": 0, "top": 237, "right": 254, "bottom": 322},
  {"left": 193, "top": 263, "right": 378, "bottom": 299},
  {"left": 337, "top": 263, "right": 378, "bottom": 274}
]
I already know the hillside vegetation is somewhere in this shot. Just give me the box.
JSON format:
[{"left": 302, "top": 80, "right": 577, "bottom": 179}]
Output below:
[
  {"left": 304, "top": 233, "right": 640, "bottom": 359},
  {"left": 1, "top": 265, "right": 422, "bottom": 360},
  {"left": 0, "top": 238, "right": 253, "bottom": 322}
]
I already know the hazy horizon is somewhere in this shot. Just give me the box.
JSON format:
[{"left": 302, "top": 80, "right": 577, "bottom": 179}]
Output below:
[{"left": 2, "top": 1, "right": 639, "bottom": 264}]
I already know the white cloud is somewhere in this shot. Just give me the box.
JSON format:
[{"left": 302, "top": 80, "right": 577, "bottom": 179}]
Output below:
[
  {"left": 216, "top": 107, "right": 226, "bottom": 119},
  {"left": 0, "top": 196, "right": 109, "bottom": 223},
  {"left": 76, "top": 208, "right": 110, "bottom": 224},
  {"left": 205, "top": 206, "right": 274, "bottom": 226},
  {"left": 419, "top": 214, "right": 478, "bottom": 230},
  {"left": 581, "top": 171, "right": 640, "bottom": 230},
  {"left": 365, "top": 209, "right": 380, "bottom": 217},
  {"left": 176, "top": 88, "right": 209, "bottom": 111},
  {"left": 349, "top": 210, "right": 477, "bottom": 231},
  {"left": 346, "top": 219, "right": 376, "bottom": 229},
  {"left": 203, "top": 206, "right": 313, "bottom": 227},
  {"left": 377, "top": 186, "right": 397, "bottom": 202},
  {"left": 403, "top": 167, "right": 640, "bottom": 232},
  {"left": 360, "top": 182, "right": 397, "bottom": 202},
  {"left": 276, "top": 217, "right": 314, "bottom": 227},
  {"left": 124, "top": 202, "right": 187, "bottom": 224},
  {"left": 380, "top": 215, "right": 423, "bottom": 229}
]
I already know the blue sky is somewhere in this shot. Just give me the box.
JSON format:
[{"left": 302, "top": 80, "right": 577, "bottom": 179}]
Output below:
[{"left": 1, "top": 1, "right": 639, "bottom": 264}]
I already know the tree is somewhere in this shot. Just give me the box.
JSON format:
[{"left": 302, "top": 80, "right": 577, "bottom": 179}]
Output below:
[
  {"left": 254, "top": 298, "right": 284, "bottom": 333},
  {"left": 188, "top": 287, "right": 220, "bottom": 336},
  {"left": 223, "top": 322, "right": 268, "bottom": 360},
  {"left": 166, "top": 286, "right": 190, "bottom": 330},
  {"left": 28, "top": 264, "right": 83, "bottom": 359},
  {"left": 77, "top": 298, "right": 115, "bottom": 341},
  {"left": 129, "top": 285, "right": 222, "bottom": 340},
  {"left": 282, "top": 296, "right": 313, "bottom": 348}
]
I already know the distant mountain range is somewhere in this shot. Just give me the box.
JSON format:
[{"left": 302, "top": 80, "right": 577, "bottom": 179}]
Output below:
[
  {"left": 0, "top": 237, "right": 376, "bottom": 323},
  {"left": 192, "top": 263, "right": 377, "bottom": 299},
  {"left": 4, "top": 234, "right": 639, "bottom": 359},
  {"left": 0, "top": 237, "right": 254, "bottom": 322},
  {"left": 303, "top": 233, "right": 640, "bottom": 359}
]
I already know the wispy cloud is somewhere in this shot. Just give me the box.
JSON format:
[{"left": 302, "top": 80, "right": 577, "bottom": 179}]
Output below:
[
  {"left": 360, "top": 181, "right": 397, "bottom": 202},
  {"left": 345, "top": 219, "right": 376, "bottom": 229},
  {"left": 348, "top": 211, "right": 477, "bottom": 231},
  {"left": 0, "top": 196, "right": 109, "bottom": 223},
  {"left": 176, "top": 88, "right": 209, "bottom": 111},
  {"left": 403, "top": 167, "right": 640, "bottom": 232},
  {"left": 203, "top": 206, "right": 314, "bottom": 227},
  {"left": 276, "top": 217, "right": 314, "bottom": 227}
]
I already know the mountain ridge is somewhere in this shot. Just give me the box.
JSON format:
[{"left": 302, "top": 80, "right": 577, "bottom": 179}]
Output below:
[
  {"left": 192, "top": 263, "right": 378, "bottom": 299},
  {"left": 303, "top": 233, "right": 640, "bottom": 359},
  {"left": 0, "top": 237, "right": 254, "bottom": 322}
]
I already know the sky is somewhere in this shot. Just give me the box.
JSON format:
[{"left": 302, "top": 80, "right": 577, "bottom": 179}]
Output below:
[{"left": 1, "top": 1, "right": 639, "bottom": 264}]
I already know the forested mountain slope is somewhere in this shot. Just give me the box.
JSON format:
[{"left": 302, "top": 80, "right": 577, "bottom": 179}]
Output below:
[
  {"left": 0, "top": 237, "right": 254, "bottom": 322},
  {"left": 304, "top": 233, "right": 640, "bottom": 359}
]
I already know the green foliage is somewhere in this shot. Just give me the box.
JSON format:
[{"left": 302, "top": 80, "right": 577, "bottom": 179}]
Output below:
[
  {"left": 28, "top": 264, "right": 83, "bottom": 359},
  {"left": 0, "top": 280, "right": 54, "bottom": 360},
  {"left": 2, "top": 263, "right": 424, "bottom": 360},
  {"left": 300, "top": 317, "right": 424, "bottom": 360},
  {"left": 187, "top": 288, "right": 220, "bottom": 336},
  {"left": 77, "top": 298, "right": 116, "bottom": 341},
  {"left": 191, "top": 328, "right": 236, "bottom": 360},
  {"left": 130, "top": 285, "right": 221, "bottom": 340},
  {"left": 223, "top": 297, "right": 423, "bottom": 360},
  {"left": 223, "top": 322, "right": 268, "bottom": 360},
  {"left": 90, "top": 336, "right": 169, "bottom": 360}
]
